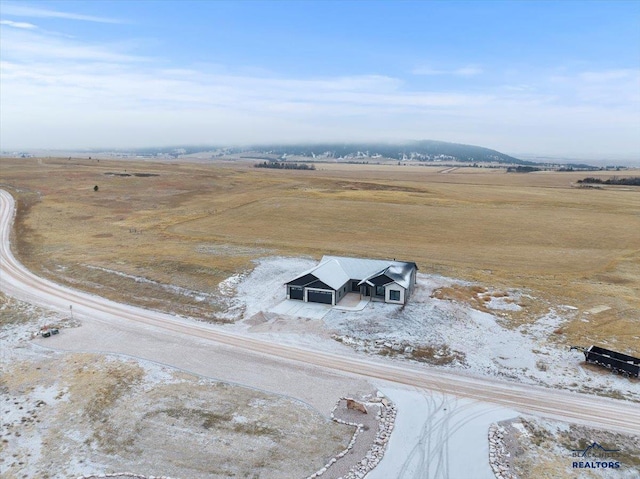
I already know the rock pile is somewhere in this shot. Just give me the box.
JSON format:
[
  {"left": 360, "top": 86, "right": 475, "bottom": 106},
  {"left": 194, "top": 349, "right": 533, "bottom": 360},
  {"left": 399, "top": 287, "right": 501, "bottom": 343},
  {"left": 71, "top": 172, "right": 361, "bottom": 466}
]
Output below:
[
  {"left": 306, "top": 392, "right": 396, "bottom": 479},
  {"left": 488, "top": 424, "right": 518, "bottom": 479},
  {"left": 346, "top": 399, "right": 368, "bottom": 414}
]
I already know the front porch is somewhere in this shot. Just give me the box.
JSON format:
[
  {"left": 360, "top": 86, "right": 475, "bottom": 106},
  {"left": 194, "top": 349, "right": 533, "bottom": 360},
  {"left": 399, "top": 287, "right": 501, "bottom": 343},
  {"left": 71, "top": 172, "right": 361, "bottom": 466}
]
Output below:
[{"left": 332, "top": 293, "right": 370, "bottom": 311}]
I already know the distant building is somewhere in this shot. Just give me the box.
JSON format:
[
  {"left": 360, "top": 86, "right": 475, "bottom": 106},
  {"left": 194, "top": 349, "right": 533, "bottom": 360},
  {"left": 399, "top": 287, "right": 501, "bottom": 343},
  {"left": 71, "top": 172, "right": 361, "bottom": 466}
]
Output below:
[{"left": 286, "top": 256, "right": 417, "bottom": 306}]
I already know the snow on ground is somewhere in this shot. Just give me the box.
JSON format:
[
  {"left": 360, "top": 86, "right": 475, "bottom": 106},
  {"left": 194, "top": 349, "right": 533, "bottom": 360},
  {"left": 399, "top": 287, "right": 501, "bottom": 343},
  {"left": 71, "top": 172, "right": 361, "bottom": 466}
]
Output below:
[
  {"left": 485, "top": 295, "right": 522, "bottom": 311},
  {"left": 83, "top": 264, "right": 218, "bottom": 303},
  {"left": 500, "top": 416, "right": 640, "bottom": 478},
  {"left": 0, "top": 301, "right": 359, "bottom": 479},
  {"left": 367, "top": 384, "right": 520, "bottom": 479},
  {"left": 0, "top": 295, "right": 78, "bottom": 361},
  {"left": 235, "top": 256, "right": 316, "bottom": 319},
  {"left": 228, "top": 257, "right": 640, "bottom": 402}
]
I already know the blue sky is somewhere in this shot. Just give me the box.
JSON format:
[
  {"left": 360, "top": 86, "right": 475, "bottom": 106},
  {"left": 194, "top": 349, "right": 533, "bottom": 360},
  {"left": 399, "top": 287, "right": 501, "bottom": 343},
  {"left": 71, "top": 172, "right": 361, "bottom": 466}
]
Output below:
[{"left": 1, "top": 1, "right": 638, "bottom": 158}]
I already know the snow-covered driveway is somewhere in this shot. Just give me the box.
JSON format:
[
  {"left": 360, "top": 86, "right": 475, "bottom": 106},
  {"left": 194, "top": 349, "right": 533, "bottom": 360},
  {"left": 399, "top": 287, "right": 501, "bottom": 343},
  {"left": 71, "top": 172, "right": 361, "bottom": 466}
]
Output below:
[
  {"left": 369, "top": 385, "right": 519, "bottom": 479},
  {"left": 270, "top": 299, "right": 332, "bottom": 319}
]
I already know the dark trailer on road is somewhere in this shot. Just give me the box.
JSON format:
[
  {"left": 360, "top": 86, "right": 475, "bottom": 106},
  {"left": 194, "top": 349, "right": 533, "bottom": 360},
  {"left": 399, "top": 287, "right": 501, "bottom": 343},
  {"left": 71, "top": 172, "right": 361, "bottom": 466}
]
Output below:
[{"left": 571, "top": 345, "right": 640, "bottom": 378}]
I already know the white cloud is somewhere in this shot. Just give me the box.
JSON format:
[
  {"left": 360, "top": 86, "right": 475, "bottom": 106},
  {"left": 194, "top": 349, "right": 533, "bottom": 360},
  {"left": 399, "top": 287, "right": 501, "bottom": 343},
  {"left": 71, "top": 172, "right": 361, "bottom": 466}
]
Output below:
[
  {"left": 1, "top": 27, "right": 151, "bottom": 63},
  {"left": 550, "top": 68, "right": 640, "bottom": 106},
  {"left": 1, "top": 3, "right": 125, "bottom": 24},
  {"left": 501, "top": 84, "right": 534, "bottom": 92},
  {"left": 453, "top": 66, "right": 483, "bottom": 76},
  {"left": 411, "top": 66, "right": 443, "bottom": 76},
  {"left": 579, "top": 69, "right": 635, "bottom": 83},
  {"left": 0, "top": 19, "right": 38, "bottom": 29},
  {"left": 412, "top": 65, "right": 483, "bottom": 76}
]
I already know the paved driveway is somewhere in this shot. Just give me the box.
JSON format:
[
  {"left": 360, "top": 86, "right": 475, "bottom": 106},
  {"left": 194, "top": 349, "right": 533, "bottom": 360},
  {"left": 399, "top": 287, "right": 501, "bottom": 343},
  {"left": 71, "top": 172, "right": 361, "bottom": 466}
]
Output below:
[{"left": 269, "top": 299, "right": 332, "bottom": 319}]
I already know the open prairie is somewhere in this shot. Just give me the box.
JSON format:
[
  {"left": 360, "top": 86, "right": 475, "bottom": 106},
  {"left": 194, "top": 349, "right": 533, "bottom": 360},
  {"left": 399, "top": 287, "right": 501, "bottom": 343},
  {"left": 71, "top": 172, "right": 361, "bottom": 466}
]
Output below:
[{"left": 1, "top": 156, "right": 638, "bottom": 351}]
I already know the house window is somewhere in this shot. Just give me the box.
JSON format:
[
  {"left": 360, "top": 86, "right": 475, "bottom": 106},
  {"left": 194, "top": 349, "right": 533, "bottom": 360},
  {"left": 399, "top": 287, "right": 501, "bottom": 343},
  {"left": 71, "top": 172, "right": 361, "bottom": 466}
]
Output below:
[
  {"left": 375, "top": 285, "right": 385, "bottom": 296},
  {"left": 389, "top": 290, "right": 400, "bottom": 301}
]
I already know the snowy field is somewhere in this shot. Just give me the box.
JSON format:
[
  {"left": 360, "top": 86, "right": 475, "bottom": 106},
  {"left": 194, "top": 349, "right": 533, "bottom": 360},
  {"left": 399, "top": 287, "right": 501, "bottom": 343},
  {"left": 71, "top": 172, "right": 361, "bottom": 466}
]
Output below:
[{"left": 226, "top": 257, "right": 640, "bottom": 403}]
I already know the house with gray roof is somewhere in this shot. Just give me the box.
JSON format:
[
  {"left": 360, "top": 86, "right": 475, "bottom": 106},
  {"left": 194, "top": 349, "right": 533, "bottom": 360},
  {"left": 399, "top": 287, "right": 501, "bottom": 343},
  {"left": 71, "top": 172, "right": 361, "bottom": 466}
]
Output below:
[{"left": 286, "top": 256, "right": 417, "bottom": 306}]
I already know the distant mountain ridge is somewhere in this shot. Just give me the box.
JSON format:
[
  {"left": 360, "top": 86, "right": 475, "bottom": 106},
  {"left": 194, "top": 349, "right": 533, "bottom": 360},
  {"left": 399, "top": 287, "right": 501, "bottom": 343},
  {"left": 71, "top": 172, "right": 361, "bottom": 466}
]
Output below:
[
  {"left": 115, "top": 140, "right": 531, "bottom": 165},
  {"left": 249, "top": 140, "right": 531, "bottom": 165}
]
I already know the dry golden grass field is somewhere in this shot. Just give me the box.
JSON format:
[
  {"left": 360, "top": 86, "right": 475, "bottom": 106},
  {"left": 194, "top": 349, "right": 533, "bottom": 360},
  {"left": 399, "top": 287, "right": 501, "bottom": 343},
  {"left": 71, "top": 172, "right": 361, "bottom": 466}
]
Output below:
[{"left": 1, "top": 156, "right": 638, "bottom": 352}]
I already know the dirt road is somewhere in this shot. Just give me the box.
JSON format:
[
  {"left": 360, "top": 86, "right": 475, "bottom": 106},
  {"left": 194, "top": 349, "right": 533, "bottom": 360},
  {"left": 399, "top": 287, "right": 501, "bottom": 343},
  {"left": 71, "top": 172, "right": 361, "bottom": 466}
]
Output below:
[{"left": 1, "top": 189, "right": 639, "bottom": 435}]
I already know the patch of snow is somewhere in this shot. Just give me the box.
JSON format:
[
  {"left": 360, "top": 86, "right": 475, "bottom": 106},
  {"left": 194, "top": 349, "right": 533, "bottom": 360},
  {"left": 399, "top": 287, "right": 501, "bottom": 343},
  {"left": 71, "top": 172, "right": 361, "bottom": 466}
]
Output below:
[
  {"left": 249, "top": 398, "right": 268, "bottom": 408},
  {"left": 232, "top": 413, "right": 249, "bottom": 424},
  {"left": 523, "top": 310, "right": 565, "bottom": 337},
  {"left": 234, "top": 256, "right": 316, "bottom": 319},
  {"left": 83, "top": 264, "right": 216, "bottom": 301},
  {"left": 530, "top": 417, "right": 571, "bottom": 435},
  {"left": 586, "top": 305, "right": 611, "bottom": 314},
  {"left": 485, "top": 296, "right": 522, "bottom": 311},
  {"left": 196, "top": 243, "right": 274, "bottom": 256},
  {"left": 511, "top": 421, "right": 530, "bottom": 436},
  {"left": 0, "top": 307, "right": 74, "bottom": 357},
  {"left": 138, "top": 359, "right": 182, "bottom": 387},
  {"left": 0, "top": 381, "right": 70, "bottom": 478},
  {"left": 218, "top": 273, "right": 242, "bottom": 297},
  {"left": 84, "top": 265, "right": 161, "bottom": 285}
]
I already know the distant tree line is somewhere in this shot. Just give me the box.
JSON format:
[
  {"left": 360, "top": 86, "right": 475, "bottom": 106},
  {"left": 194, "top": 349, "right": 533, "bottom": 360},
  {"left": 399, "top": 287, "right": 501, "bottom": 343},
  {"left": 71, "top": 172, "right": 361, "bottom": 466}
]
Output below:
[
  {"left": 557, "top": 165, "right": 609, "bottom": 172},
  {"left": 577, "top": 177, "right": 640, "bottom": 186},
  {"left": 506, "top": 166, "right": 540, "bottom": 173},
  {"left": 254, "top": 161, "right": 316, "bottom": 170}
]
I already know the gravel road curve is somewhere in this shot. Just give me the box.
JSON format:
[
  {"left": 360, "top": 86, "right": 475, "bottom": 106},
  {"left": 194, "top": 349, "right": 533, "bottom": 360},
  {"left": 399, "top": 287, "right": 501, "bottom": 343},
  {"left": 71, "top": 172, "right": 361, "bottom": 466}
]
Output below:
[{"left": 1, "top": 189, "right": 639, "bottom": 436}]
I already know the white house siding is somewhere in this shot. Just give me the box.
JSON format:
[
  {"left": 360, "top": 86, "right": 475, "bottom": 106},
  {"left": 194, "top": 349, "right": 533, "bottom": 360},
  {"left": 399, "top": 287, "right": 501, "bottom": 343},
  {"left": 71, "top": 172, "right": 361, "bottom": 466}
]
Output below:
[
  {"left": 406, "top": 268, "right": 417, "bottom": 301},
  {"left": 385, "top": 284, "right": 406, "bottom": 304},
  {"left": 334, "top": 280, "right": 350, "bottom": 304}
]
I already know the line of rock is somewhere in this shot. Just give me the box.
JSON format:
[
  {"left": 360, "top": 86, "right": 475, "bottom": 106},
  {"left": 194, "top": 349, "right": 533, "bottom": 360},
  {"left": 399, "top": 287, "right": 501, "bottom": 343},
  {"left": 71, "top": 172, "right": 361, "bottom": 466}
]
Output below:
[
  {"left": 307, "top": 392, "right": 396, "bottom": 479},
  {"left": 488, "top": 424, "right": 518, "bottom": 479}
]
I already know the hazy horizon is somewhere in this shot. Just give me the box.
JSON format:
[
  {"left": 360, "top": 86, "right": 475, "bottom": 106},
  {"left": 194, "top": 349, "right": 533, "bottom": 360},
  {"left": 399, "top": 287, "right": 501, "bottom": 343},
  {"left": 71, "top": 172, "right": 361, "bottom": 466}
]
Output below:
[
  {"left": 4, "top": 142, "right": 639, "bottom": 167},
  {"left": 1, "top": 1, "right": 639, "bottom": 158}
]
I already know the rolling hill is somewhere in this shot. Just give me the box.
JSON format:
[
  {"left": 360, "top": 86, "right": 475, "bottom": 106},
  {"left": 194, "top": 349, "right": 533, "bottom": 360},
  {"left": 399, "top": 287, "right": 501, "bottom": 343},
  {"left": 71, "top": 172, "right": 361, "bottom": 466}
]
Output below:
[{"left": 248, "top": 140, "right": 531, "bottom": 164}]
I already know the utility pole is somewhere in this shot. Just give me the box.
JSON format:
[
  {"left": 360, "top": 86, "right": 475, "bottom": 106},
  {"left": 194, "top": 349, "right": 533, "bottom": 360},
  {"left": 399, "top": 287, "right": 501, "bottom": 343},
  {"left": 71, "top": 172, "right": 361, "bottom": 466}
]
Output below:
[{"left": 70, "top": 305, "right": 73, "bottom": 320}]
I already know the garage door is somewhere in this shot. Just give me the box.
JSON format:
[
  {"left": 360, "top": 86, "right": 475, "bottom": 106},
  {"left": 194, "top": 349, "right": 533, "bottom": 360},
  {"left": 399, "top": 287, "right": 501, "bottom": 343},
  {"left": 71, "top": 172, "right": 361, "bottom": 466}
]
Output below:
[
  {"left": 289, "top": 286, "right": 304, "bottom": 300},
  {"left": 307, "top": 290, "right": 333, "bottom": 304}
]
